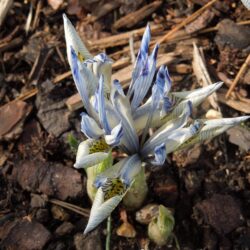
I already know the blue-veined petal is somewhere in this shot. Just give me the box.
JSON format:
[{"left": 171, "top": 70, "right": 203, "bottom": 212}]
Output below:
[
  {"left": 84, "top": 188, "right": 123, "bottom": 234},
  {"left": 203, "top": 116, "right": 250, "bottom": 130},
  {"left": 156, "top": 65, "right": 172, "bottom": 97},
  {"left": 164, "top": 122, "right": 200, "bottom": 154},
  {"left": 111, "top": 80, "right": 139, "bottom": 153},
  {"left": 104, "top": 122, "right": 123, "bottom": 146},
  {"left": 171, "top": 82, "right": 223, "bottom": 102},
  {"left": 63, "top": 14, "right": 92, "bottom": 68},
  {"left": 119, "top": 154, "right": 142, "bottom": 186},
  {"left": 74, "top": 139, "right": 109, "bottom": 169},
  {"left": 128, "top": 24, "right": 151, "bottom": 97},
  {"left": 151, "top": 143, "right": 166, "bottom": 166},
  {"left": 78, "top": 62, "right": 99, "bottom": 97},
  {"left": 142, "top": 102, "right": 192, "bottom": 155},
  {"left": 80, "top": 112, "right": 103, "bottom": 139},
  {"left": 178, "top": 116, "right": 250, "bottom": 150},
  {"left": 97, "top": 75, "right": 111, "bottom": 134},
  {"left": 131, "top": 44, "right": 159, "bottom": 111},
  {"left": 70, "top": 47, "right": 91, "bottom": 113}
]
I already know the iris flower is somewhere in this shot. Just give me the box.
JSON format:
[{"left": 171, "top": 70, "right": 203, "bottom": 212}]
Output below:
[{"left": 63, "top": 14, "right": 249, "bottom": 234}]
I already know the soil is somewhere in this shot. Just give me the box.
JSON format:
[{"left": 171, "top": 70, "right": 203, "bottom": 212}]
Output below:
[{"left": 0, "top": 1, "right": 250, "bottom": 249}]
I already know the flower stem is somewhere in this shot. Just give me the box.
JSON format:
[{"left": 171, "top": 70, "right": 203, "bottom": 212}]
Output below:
[{"left": 105, "top": 216, "right": 112, "bottom": 250}]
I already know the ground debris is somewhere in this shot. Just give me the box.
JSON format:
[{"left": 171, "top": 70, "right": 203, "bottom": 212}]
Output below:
[
  {"left": 185, "top": 9, "right": 215, "bottom": 34},
  {"left": 36, "top": 80, "right": 71, "bottom": 137},
  {"left": 74, "top": 229, "right": 102, "bottom": 250},
  {"left": 194, "top": 194, "right": 243, "bottom": 235},
  {"left": 0, "top": 219, "right": 51, "bottom": 250},
  {"left": 0, "top": 100, "right": 32, "bottom": 141},
  {"left": 227, "top": 126, "right": 250, "bottom": 151},
  {"left": 12, "top": 160, "right": 84, "bottom": 200}
]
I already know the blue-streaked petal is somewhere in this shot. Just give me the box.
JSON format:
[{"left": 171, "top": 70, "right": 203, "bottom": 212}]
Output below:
[
  {"left": 78, "top": 62, "right": 99, "bottom": 97},
  {"left": 63, "top": 14, "right": 92, "bottom": 67},
  {"left": 84, "top": 188, "right": 123, "bottom": 234},
  {"left": 97, "top": 75, "right": 111, "bottom": 134},
  {"left": 178, "top": 116, "right": 249, "bottom": 150},
  {"left": 151, "top": 143, "right": 166, "bottom": 166},
  {"left": 142, "top": 102, "right": 192, "bottom": 155},
  {"left": 131, "top": 44, "right": 159, "bottom": 110},
  {"left": 128, "top": 24, "right": 151, "bottom": 96},
  {"left": 171, "top": 82, "right": 223, "bottom": 101},
  {"left": 156, "top": 65, "right": 172, "bottom": 97},
  {"left": 111, "top": 80, "right": 139, "bottom": 153},
  {"left": 70, "top": 47, "right": 91, "bottom": 113},
  {"left": 80, "top": 112, "right": 103, "bottom": 139},
  {"left": 164, "top": 122, "right": 200, "bottom": 154},
  {"left": 105, "top": 122, "right": 123, "bottom": 146},
  {"left": 120, "top": 154, "right": 142, "bottom": 186}
]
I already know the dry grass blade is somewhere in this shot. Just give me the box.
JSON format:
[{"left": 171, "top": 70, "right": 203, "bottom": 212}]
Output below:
[
  {"left": 226, "top": 54, "right": 250, "bottom": 99},
  {"left": 49, "top": 199, "right": 90, "bottom": 217},
  {"left": 192, "top": 43, "right": 220, "bottom": 110}
]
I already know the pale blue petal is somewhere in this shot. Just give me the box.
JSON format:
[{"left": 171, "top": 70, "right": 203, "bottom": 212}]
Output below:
[
  {"left": 131, "top": 44, "right": 159, "bottom": 110},
  {"left": 105, "top": 122, "right": 123, "bottom": 146},
  {"left": 111, "top": 80, "right": 139, "bottom": 153},
  {"left": 97, "top": 75, "right": 111, "bottom": 134},
  {"left": 128, "top": 24, "right": 151, "bottom": 96},
  {"left": 241, "top": 0, "right": 250, "bottom": 9},
  {"left": 80, "top": 112, "right": 103, "bottom": 139}
]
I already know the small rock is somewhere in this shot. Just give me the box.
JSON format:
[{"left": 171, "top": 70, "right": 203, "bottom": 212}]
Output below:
[
  {"left": 136, "top": 204, "right": 159, "bottom": 225},
  {"left": 194, "top": 194, "right": 243, "bottom": 235},
  {"left": 35, "top": 208, "right": 50, "bottom": 223},
  {"left": 30, "top": 193, "right": 48, "bottom": 208},
  {"left": 74, "top": 229, "right": 102, "bottom": 250},
  {"left": 55, "top": 222, "right": 74, "bottom": 236},
  {"left": 1, "top": 220, "right": 51, "bottom": 250},
  {"left": 13, "top": 160, "right": 84, "bottom": 200},
  {"left": 227, "top": 126, "right": 250, "bottom": 151},
  {"left": 51, "top": 205, "right": 70, "bottom": 221}
]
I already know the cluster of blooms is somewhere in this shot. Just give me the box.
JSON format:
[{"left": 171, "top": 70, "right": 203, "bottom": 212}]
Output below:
[{"left": 63, "top": 14, "right": 249, "bottom": 234}]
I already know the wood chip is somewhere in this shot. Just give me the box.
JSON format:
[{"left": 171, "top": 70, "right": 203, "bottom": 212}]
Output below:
[{"left": 113, "top": 1, "right": 162, "bottom": 30}]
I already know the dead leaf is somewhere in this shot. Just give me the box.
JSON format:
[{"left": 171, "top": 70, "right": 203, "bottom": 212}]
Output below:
[{"left": 116, "top": 210, "right": 136, "bottom": 238}]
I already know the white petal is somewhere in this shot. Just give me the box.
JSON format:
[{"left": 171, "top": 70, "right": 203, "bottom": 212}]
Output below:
[
  {"left": 84, "top": 188, "right": 123, "bottom": 234},
  {"left": 63, "top": 14, "right": 92, "bottom": 68}
]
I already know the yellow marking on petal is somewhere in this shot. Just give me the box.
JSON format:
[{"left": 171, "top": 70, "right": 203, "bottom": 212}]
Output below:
[
  {"left": 102, "top": 178, "right": 126, "bottom": 200},
  {"left": 89, "top": 138, "right": 110, "bottom": 154},
  {"left": 77, "top": 52, "right": 85, "bottom": 62}
]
